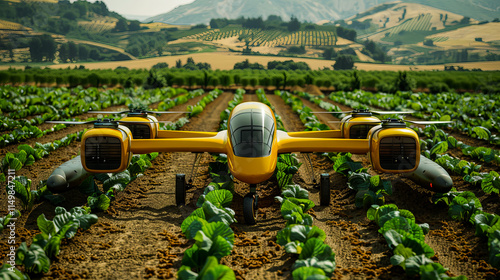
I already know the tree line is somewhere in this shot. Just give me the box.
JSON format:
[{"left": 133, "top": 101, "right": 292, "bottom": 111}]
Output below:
[{"left": 0, "top": 64, "right": 497, "bottom": 94}]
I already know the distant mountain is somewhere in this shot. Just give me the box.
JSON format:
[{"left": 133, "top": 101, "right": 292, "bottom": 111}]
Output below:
[{"left": 145, "top": 0, "right": 499, "bottom": 25}]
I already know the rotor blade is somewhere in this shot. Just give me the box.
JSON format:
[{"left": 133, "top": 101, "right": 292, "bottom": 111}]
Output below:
[
  {"left": 311, "top": 111, "right": 353, "bottom": 114},
  {"left": 87, "top": 110, "right": 129, "bottom": 114},
  {"left": 372, "top": 110, "right": 415, "bottom": 115},
  {"left": 145, "top": 110, "right": 189, "bottom": 114},
  {"left": 328, "top": 120, "right": 382, "bottom": 124},
  {"left": 117, "top": 120, "right": 174, "bottom": 124},
  {"left": 45, "top": 120, "right": 94, "bottom": 125},
  {"left": 404, "top": 120, "right": 454, "bottom": 125}
]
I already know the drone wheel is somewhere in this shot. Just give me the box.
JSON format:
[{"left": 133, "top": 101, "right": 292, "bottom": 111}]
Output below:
[
  {"left": 320, "top": 173, "right": 330, "bottom": 206},
  {"left": 175, "top": 174, "right": 186, "bottom": 206},
  {"left": 243, "top": 193, "right": 258, "bottom": 225}
]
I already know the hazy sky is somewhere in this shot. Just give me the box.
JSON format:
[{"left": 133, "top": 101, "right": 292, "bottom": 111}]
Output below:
[{"left": 76, "top": 0, "right": 196, "bottom": 17}]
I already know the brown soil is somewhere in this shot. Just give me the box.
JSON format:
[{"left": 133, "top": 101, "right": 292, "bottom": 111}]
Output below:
[{"left": 1, "top": 90, "right": 499, "bottom": 280}]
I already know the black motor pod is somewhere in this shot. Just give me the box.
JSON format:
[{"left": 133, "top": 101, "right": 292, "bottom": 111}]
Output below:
[
  {"left": 47, "top": 156, "right": 92, "bottom": 192},
  {"left": 404, "top": 155, "right": 453, "bottom": 193}
]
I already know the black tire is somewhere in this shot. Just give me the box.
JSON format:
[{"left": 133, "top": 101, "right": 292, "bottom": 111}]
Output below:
[
  {"left": 320, "top": 173, "right": 330, "bottom": 206},
  {"left": 175, "top": 174, "right": 186, "bottom": 206},
  {"left": 243, "top": 193, "right": 258, "bottom": 225}
]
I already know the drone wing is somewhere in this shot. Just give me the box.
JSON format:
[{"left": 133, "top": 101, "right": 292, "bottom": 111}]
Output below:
[
  {"left": 277, "top": 131, "right": 369, "bottom": 154},
  {"left": 130, "top": 130, "right": 228, "bottom": 154}
]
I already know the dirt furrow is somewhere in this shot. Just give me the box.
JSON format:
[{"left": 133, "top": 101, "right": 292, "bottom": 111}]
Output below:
[
  {"left": 0, "top": 93, "right": 227, "bottom": 279},
  {"left": 36, "top": 92, "right": 236, "bottom": 279},
  {"left": 267, "top": 92, "right": 407, "bottom": 279},
  {"left": 306, "top": 95, "right": 499, "bottom": 279}
]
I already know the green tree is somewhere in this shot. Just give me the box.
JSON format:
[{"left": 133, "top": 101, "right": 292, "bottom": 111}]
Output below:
[
  {"left": 114, "top": 18, "right": 128, "bottom": 32},
  {"left": 29, "top": 37, "right": 43, "bottom": 62},
  {"left": 62, "top": 11, "right": 77, "bottom": 20},
  {"left": 333, "top": 55, "right": 354, "bottom": 70},
  {"left": 59, "top": 43, "right": 69, "bottom": 63},
  {"left": 395, "top": 71, "right": 415, "bottom": 91},
  {"left": 287, "top": 16, "right": 301, "bottom": 32},
  {"left": 89, "top": 49, "right": 100, "bottom": 61},
  {"left": 79, "top": 45, "right": 89, "bottom": 61},
  {"left": 129, "top": 20, "right": 141, "bottom": 31},
  {"left": 68, "top": 42, "right": 78, "bottom": 62},
  {"left": 6, "top": 43, "right": 14, "bottom": 62},
  {"left": 233, "top": 74, "right": 241, "bottom": 86},
  {"left": 220, "top": 74, "right": 231, "bottom": 88},
  {"left": 144, "top": 70, "right": 167, "bottom": 89},
  {"left": 351, "top": 71, "right": 361, "bottom": 90},
  {"left": 40, "top": 35, "right": 57, "bottom": 62},
  {"left": 423, "top": 39, "right": 434, "bottom": 46},
  {"left": 323, "top": 47, "right": 337, "bottom": 60}
]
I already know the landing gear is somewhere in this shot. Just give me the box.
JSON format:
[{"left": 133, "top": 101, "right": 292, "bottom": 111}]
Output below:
[
  {"left": 320, "top": 173, "right": 330, "bottom": 206},
  {"left": 175, "top": 174, "right": 186, "bottom": 206},
  {"left": 243, "top": 184, "right": 258, "bottom": 225}
]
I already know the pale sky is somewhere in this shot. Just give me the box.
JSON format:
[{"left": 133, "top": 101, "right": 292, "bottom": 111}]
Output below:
[{"left": 73, "top": 0, "right": 196, "bottom": 17}]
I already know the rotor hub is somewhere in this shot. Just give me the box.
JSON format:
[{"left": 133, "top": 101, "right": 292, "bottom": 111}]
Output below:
[
  {"left": 93, "top": 119, "right": 119, "bottom": 129},
  {"left": 351, "top": 109, "right": 372, "bottom": 117},
  {"left": 127, "top": 111, "right": 148, "bottom": 117},
  {"left": 381, "top": 118, "right": 407, "bottom": 128}
]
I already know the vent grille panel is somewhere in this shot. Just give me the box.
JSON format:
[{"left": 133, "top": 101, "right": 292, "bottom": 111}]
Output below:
[
  {"left": 350, "top": 124, "right": 376, "bottom": 139},
  {"left": 379, "top": 136, "right": 417, "bottom": 170},
  {"left": 127, "top": 124, "right": 151, "bottom": 139},
  {"left": 85, "top": 136, "right": 122, "bottom": 170}
]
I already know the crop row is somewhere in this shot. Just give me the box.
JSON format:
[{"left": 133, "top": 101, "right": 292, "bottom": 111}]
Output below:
[
  {"left": 416, "top": 125, "right": 500, "bottom": 195},
  {"left": 83, "top": 89, "right": 222, "bottom": 212},
  {"left": 178, "top": 89, "right": 244, "bottom": 278},
  {"left": 389, "top": 13, "right": 433, "bottom": 36},
  {"left": 269, "top": 31, "right": 338, "bottom": 47},
  {"left": 321, "top": 90, "right": 500, "bottom": 196},
  {"left": 328, "top": 90, "right": 500, "bottom": 143},
  {"left": 286, "top": 89, "right": 500, "bottom": 272},
  {"left": 277, "top": 89, "right": 475, "bottom": 278},
  {"left": 326, "top": 151, "right": 467, "bottom": 278},
  {"left": 0, "top": 89, "right": 218, "bottom": 278},
  {"left": 433, "top": 190, "right": 500, "bottom": 269},
  {"left": 185, "top": 27, "right": 339, "bottom": 47},
  {"left": 0, "top": 86, "right": 192, "bottom": 149},
  {"left": 77, "top": 20, "right": 115, "bottom": 33},
  {"left": 256, "top": 89, "right": 336, "bottom": 279}
]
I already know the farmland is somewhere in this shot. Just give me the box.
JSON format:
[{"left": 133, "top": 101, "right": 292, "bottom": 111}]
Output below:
[{"left": 0, "top": 75, "right": 500, "bottom": 279}]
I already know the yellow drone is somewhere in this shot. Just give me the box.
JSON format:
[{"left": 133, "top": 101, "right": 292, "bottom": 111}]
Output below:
[{"left": 47, "top": 102, "right": 452, "bottom": 224}]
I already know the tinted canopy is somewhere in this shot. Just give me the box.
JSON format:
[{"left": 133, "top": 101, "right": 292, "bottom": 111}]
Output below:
[{"left": 229, "top": 108, "right": 275, "bottom": 157}]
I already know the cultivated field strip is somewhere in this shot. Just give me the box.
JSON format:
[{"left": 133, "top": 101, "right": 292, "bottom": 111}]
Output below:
[
  {"left": 28, "top": 91, "right": 235, "bottom": 279},
  {"left": 293, "top": 91, "right": 499, "bottom": 278},
  {"left": 2, "top": 89, "right": 499, "bottom": 279}
]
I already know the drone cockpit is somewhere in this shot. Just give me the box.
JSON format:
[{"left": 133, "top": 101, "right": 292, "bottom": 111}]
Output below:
[{"left": 229, "top": 105, "right": 275, "bottom": 158}]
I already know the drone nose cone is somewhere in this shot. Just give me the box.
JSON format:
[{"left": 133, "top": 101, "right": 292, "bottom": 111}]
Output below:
[
  {"left": 432, "top": 174, "right": 453, "bottom": 193},
  {"left": 47, "top": 174, "right": 69, "bottom": 192},
  {"left": 229, "top": 156, "right": 277, "bottom": 184}
]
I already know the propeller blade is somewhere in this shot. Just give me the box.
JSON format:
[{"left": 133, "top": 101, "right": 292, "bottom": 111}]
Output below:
[
  {"left": 87, "top": 110, "right": 129, "bottom": 114},
  {"left": 45, "top": 120, "right": 94, "bottom": 125},
  {"left": 311, "top": 111, "right": 353, "bottom": 114},
  {"left": 372, "top": 110, "right": 415, "bottom": 115},
  {"left": 404, "top": 120, "right": 454, "bottom": 125},
  {"left": 145, "top": 110, "right": 188, "bottom": 114},
  {"left": 328, "top": 120, "right": 382, "bottom": 124},
  {"left": 117, "top": 120, "right": 174, "bottom": 124}
]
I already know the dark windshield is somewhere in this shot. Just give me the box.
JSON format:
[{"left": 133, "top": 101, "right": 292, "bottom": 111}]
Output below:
[{"left": 229, "top": 109, "right": 274, "bottom": 157}]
